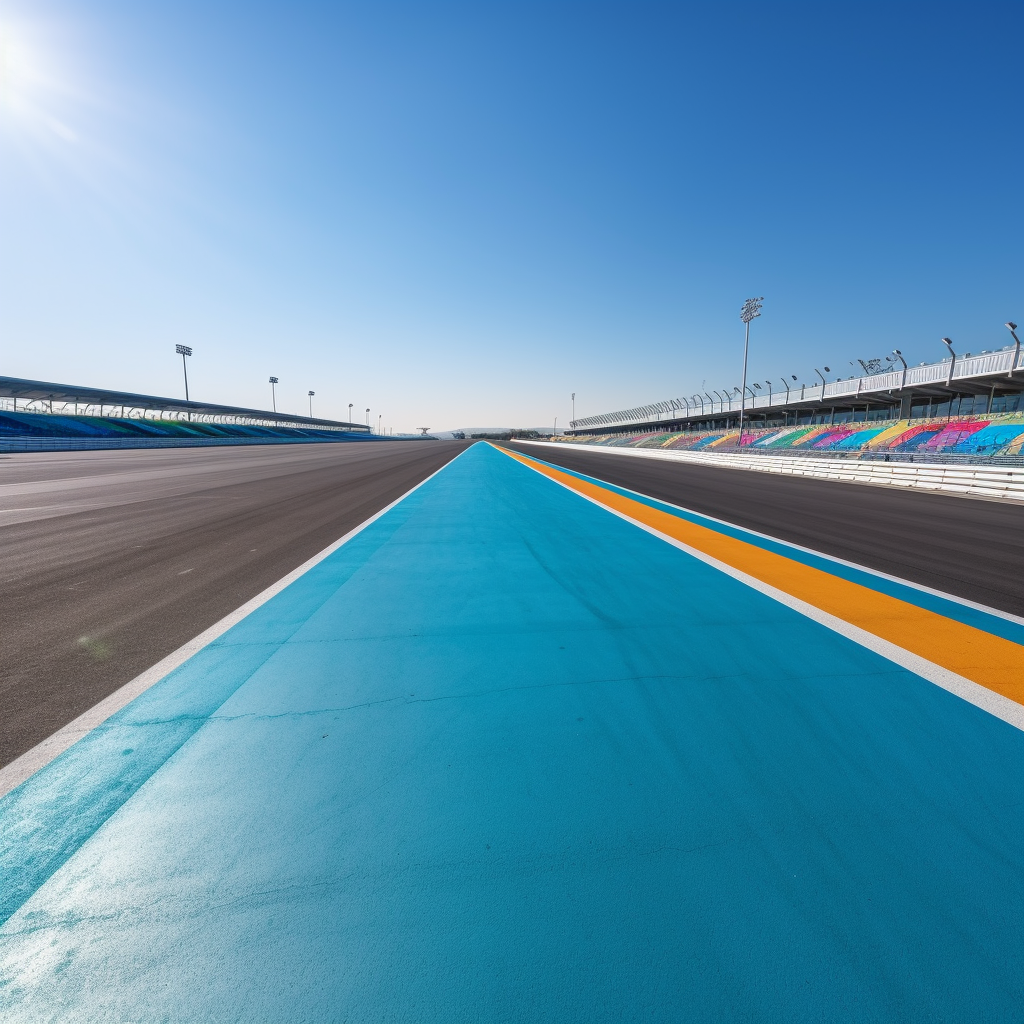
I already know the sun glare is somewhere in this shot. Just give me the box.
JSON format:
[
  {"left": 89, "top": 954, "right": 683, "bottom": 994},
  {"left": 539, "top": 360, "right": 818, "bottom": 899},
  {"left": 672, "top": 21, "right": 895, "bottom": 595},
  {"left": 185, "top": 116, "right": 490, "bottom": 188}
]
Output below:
[
  {"left": 0, "top": 25, "right": 39, "bottom": 110},
  {"left": 0, "top": 21, "right": 79, "bottom": 144}
]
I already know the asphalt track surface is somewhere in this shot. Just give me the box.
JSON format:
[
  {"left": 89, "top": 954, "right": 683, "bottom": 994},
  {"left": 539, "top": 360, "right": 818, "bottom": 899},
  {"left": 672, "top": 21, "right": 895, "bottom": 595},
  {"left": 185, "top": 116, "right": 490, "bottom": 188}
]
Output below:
[
  {"left": 0, "top": 440, "right": 470, "bottom": 769},
  {"left": 506, "top": 440, "right": 1024, "bottom": 616},
  {"left": 0, "top": 441, "right": 1021, "bottom": 1021}
]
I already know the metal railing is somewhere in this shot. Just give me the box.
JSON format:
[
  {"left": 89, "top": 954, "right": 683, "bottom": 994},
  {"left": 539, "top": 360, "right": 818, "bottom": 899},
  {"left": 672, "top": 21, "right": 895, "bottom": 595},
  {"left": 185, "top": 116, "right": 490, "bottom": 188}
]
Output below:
[{"left": 0, "top": 395, "right": 370, "bottom": 434}]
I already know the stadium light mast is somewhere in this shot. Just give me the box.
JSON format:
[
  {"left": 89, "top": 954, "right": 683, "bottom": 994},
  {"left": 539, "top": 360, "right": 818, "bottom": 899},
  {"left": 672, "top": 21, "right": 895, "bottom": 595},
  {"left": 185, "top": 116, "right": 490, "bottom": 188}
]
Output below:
[
  {"left": 269, "top": 377, "right": 279, "bottom": 413},
  {"left": 307, "top": 391, "right": 315, "bottom": 417},
  {"left": 365, "top": 407, "right": 370, "bottom": 426},
  {"left": 348, "top": 402, "right": 353, "bottom": 422},
  {"left": 175, "top": 345, "right": 192, "bottom": 402},
  {"left": 890, "top": 349, "right": 908, "bottom": 392},
  {"left": 1005, "top": 323, "right": 1020, "bottom": 377},
  {"left": 175, "top": 345, "right": 192, "bottom": 421},
  {"left": 738, "top": 296, "right": 763, "bottom": 445},
  {"left": 571, "top": 393, "right": 576, "bottom": 432},
  {"left": 941, "top": 338, "right": 956, "bottom": 387}
]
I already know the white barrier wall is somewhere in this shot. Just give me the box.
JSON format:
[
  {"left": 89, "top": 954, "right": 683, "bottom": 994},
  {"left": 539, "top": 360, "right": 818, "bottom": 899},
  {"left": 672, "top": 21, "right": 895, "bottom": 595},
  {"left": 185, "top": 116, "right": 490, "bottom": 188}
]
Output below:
[{"left": 521, "top": 441, "right": 1024, "bottom": 503}]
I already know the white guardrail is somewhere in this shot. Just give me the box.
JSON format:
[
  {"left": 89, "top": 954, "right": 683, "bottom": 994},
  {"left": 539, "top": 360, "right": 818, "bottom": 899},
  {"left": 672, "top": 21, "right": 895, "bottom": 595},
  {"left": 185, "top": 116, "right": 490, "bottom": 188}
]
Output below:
[{"left": 521, "top": 441, "right": 1024, "bottom": 502}]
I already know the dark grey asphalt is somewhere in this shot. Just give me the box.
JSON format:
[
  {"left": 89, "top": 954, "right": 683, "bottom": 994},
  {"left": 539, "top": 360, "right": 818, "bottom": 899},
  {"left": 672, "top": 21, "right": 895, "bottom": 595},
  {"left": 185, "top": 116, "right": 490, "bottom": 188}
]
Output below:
[
  {"left": 505, "top": 441, "right": 1024, "bottom": 617},
  {"left": 0, "top": 441, "right": 471, "bottom": 769}
]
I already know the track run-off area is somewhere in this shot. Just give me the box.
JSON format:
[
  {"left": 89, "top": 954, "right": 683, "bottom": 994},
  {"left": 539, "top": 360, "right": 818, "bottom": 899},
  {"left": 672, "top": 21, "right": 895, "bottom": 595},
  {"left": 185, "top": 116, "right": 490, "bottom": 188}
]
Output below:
[{"left": 1, "top": 440, "right": 1021, "bottom": 1021}]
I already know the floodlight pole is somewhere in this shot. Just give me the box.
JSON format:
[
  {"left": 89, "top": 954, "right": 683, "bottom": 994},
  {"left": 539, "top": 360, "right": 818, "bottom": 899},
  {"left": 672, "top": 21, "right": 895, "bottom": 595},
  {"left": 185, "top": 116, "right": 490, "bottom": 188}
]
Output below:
[
  {"left": 308, "top": 391, "right": 315, "bottom": 417},
  {"left": 1006, "top": 323, "right": 1020, "bottom": 378},
  {"left": 571, "top": 393, "right": 575, "bottom": 433},
  {"left": 175, "top": 345, "right": 193, "bottom": 420},
  {"left": 176, "top": 346, "right": 192, "bottom": 402},
  {"left": 941, "top": 338, "right": 956, "bottom": 387},
  {"left": 891, "top": 349, "right": 908, "bottom": 390},
  {"left": 269, "top": 376, "right": 279, "bottom": 413},
  {"left": 348, "top": 403, "right": 353, "bottom": 422},
  {"left": 738, "top": 297, "right": 763, "bottom": 445}
]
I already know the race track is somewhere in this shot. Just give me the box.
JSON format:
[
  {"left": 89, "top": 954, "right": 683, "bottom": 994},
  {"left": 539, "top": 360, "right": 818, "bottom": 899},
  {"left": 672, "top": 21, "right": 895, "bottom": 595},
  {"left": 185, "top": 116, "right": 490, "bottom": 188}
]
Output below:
[
  {"left": 505, "top": 440, "right": 1024, "bottom": 615},
  {"left": 0, "top": 441, "right": 470, "bottom": 767},
  {"left": 1, "top": 441, "right": 1021, "bottom": 1021}
]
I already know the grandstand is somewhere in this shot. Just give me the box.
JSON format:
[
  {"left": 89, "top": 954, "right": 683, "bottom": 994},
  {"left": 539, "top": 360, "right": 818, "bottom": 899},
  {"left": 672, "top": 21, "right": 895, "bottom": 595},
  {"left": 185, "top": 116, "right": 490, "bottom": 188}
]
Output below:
[
  {"left": 570, "top": 344, "right": 1024, "bottom": 454},
  {"left": 557, "top": 411, "right": 1024, "bottom": 461},
  {"left": 0, "top": 375, "right": 376, "bottom": 452}
]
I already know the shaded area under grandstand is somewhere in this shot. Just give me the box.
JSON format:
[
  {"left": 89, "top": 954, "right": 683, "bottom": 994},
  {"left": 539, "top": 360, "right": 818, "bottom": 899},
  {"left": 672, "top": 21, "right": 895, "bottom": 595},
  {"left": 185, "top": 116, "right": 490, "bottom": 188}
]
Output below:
[
  {"left": 505, "top": 441, "right": 1024, "bottom": 617},
  {"left": 0, "top": 441, "right": 470, "bottom": 769},
  {"left": 0, "top": 442, "right": 1020, "bottom": 1022}
]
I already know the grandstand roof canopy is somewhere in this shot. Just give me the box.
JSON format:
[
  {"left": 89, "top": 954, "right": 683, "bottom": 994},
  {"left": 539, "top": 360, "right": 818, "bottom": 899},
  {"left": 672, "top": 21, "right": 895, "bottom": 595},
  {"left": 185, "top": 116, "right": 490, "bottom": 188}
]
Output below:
[
  {"left": 573, "top": 346, "right": 1024, "bottom": 432},
  {"left": 0, "top": 376, "right": 369, "bottom": 432}
]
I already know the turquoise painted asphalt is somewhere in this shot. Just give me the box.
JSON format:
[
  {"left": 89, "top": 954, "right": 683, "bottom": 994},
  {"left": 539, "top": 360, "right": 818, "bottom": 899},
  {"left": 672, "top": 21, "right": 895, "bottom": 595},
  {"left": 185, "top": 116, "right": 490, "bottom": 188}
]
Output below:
[
  {"left": 1, "top": 441, "right": 1021, "bottom": 1022},
  {"left": 517, "top": 446, "right": 1024, "bottom": 645}
]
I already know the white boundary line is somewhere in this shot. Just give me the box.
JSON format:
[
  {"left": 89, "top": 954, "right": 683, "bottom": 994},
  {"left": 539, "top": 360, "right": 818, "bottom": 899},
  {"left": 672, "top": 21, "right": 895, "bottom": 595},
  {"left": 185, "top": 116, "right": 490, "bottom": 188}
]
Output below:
[
  {"left": 0, "top": 450, "right": 469, "bottom": 799},
  {"left": 501, "top": 448, "right": 1024, "bottom": 732},
  {"left": 512, "top": 441, "right": 1024, "bottom": 628}
]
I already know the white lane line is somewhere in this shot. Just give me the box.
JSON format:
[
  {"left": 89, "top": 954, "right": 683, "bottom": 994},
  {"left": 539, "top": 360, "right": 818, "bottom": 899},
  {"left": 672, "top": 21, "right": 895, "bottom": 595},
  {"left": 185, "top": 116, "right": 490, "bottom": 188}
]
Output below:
[
  {"left": 0, "top": 449, "right": 469, "bottom": 800},
  {"left": 503, "top": 448, "right": 1024, "bottom": 732}
]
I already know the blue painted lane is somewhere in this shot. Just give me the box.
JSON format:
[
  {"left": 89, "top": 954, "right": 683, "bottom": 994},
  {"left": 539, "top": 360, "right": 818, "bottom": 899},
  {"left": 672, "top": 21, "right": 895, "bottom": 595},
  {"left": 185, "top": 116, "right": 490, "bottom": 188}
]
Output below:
[
  {"left": 0, "top": 442, "right": 1021, "bottom": 1021},
  {"left": 515, "top": 447, "right": 1024, "bottom": 645}
]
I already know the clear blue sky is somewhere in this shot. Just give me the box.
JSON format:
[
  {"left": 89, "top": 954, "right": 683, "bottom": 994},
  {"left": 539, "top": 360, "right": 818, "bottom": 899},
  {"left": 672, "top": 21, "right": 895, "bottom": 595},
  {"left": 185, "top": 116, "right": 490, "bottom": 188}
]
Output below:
[{"left": 1, "top": 1, "right": 1021, "bottom": 431}]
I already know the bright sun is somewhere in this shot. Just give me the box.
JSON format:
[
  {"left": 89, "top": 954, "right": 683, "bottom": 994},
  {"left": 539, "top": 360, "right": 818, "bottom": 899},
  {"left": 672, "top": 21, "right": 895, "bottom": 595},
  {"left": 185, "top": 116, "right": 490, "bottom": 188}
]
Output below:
[
  {"left": 0, "top": 22, "right": 79, "bottom": 143},
  {"left": 0, "top": 26, "right": 37, "bottom": 109}
]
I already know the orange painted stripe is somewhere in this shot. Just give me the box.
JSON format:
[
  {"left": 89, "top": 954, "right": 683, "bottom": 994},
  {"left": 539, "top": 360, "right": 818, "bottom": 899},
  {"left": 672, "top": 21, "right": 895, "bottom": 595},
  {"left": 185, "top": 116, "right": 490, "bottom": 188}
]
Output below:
[{"left": 498, "top": 445, "right": 1024, "bottom": 705}]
